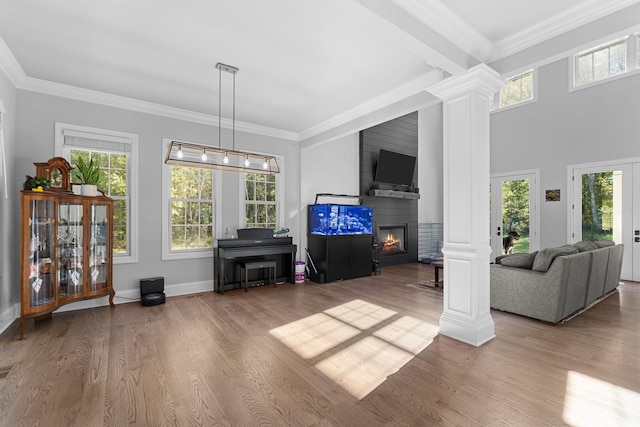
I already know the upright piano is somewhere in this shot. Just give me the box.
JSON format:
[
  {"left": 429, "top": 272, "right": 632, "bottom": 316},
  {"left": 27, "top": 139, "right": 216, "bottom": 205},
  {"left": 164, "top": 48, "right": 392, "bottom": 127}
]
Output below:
[{"left": 214, "top": 237, "right": 297, "bottom": 294}]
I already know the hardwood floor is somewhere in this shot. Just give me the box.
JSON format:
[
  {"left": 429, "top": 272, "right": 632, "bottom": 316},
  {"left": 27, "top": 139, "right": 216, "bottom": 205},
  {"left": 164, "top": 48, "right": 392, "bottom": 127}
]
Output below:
[{"left": 1, "top": 263, "right": 639, "bottom": 426}]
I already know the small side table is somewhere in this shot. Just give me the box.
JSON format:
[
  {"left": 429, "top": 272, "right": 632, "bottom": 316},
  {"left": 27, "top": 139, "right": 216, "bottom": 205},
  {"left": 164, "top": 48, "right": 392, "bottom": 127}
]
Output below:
[{"left": 432, "top": 261, "right": 444, "bottom": 286}]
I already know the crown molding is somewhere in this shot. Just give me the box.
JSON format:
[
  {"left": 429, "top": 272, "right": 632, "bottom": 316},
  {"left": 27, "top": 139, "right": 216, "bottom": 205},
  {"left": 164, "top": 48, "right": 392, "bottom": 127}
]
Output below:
[
  {"left": 19, "top": 77, "right": 299, "bottom": 141},
  {"left": 0, "top": 36, "right": 26, "bottom": 87},
  {"left": 299, "top": 69, "right": 443, "bottom": 141},
  {"left": 489, "top": 0, "right": 640, "bottom": 62},
  {"left": 392, "top": 0, "right": 492, "bottom": 61},
  {"left": 0, "top": 35, "right": 299, "bottom": 142}
]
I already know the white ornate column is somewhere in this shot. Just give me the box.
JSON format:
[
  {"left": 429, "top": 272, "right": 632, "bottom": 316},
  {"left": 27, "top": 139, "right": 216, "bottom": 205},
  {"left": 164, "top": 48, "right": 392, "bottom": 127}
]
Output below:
[{"left": 428, "top": 64, "right": 503, "bottom": 346}]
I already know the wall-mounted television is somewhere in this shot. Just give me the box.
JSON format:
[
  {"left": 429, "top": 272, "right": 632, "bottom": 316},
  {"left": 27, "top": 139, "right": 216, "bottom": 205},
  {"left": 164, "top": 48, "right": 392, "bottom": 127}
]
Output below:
[
  {"left": 374, "top": 149, "right": 416, "bottom": 187},
  {"left": 308, "top": 204, "right": 373, "bottom": 236}
]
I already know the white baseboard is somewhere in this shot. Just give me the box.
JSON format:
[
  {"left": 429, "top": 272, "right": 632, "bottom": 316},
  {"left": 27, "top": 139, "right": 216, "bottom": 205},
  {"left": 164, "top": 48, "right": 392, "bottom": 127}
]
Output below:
[
  {"left": 3, "top": 280, "right": 214, "bottom": 318},
  {"left": 0, "top": 303, "right": 19, "bottom": 336}
]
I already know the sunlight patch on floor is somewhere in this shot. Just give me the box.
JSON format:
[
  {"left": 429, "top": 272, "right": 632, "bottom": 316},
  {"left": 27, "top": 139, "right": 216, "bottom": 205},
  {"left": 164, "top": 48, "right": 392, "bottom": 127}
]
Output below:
[
  {"left": 269, "top": 313, "right": 360, "bottom": 359},
  {"left": 563, "top": 370, "right": 640, "bottom": 426},
  {"left": 373, "top": 315, "right": 439, "bottom": 355},
  {"left": 323, "top": 299, "right": 397, "bottom": 330},
  {"left": 316, "top": 315, "right": 438, "bottom": 399},
  {"left": 315, "top": 336, "right": 412, "bottom": 400},
  {"left": 270, "top": 299, "right": 438, "bottom": 400}
]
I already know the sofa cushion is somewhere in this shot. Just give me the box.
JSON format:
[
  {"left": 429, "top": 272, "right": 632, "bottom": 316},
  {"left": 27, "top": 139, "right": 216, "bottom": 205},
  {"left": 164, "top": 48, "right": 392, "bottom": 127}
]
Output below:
[
  {"left": 498, "top": 252, "right": 538, "bottom": 269},
  {"left": 594, "top": 239, "right": 615, "bottom": 248},
  {"left": 532, "top": 245, "right": 579, "bottom": 272},
  {"left": 573, "top": 241, "right": 598, "bottom": 252}
]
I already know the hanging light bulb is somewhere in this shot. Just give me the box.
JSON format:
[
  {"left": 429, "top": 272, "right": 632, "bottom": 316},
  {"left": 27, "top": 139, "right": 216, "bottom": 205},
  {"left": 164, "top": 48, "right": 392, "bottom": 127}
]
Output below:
[
  {"left": 223, "top": 152, "right": 229, "bottom": 164},
  {"left": 263, "top": 158, "right": 269, "bottom": 169},
  {"left": 244, "top": 155, "right": 250, "bottom": 167},
  {"left": 201, "top": 149, "right": 207, "bottom": 162},
  {"left": 176, "top": 144, "right": 184, "bottom": 159}
]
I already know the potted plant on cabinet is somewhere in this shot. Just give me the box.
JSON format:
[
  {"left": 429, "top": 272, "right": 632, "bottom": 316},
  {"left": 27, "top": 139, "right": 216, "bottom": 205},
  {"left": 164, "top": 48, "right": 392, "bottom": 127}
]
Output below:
[
  {"left": 23, "top": 175, "right": 52, "bottom": 192},
  {"left": 73, "top": 157, "right": 101, "bottom": 196}
]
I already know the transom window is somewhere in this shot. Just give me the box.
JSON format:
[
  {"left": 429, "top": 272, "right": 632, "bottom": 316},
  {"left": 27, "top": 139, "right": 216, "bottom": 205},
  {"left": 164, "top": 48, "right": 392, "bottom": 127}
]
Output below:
[
  {"left": 244, "top": 173, "right": 277, "bottom": 229},
  {"left": 500, "top": 70, "right": 534, "bottom": 108},
  {"left": 573, "top": 33, "right": 640, "bottom": 89},
  {"left": 576, "top": 38, "right": 627, "bottom": 86},
  {"left": 490, "top": 70, "right": 535, "bottom": 112}
]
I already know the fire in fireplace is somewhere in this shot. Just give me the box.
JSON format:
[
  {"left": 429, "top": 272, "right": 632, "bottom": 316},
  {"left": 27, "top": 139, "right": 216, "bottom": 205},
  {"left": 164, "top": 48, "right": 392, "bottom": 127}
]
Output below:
[{"left": 378, "top": 225, "right": 407, "bottom": 255}]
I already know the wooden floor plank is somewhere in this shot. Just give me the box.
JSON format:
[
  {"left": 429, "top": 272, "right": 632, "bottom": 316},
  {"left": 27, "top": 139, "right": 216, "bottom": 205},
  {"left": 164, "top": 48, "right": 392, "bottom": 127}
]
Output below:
[{"left": 1, "top": 263, "right": 639, "bottom": 426}]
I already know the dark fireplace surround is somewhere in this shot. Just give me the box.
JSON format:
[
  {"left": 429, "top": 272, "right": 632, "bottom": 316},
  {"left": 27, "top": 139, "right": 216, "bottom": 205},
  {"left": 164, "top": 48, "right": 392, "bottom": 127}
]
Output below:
[{"left": 359, "top": 112, "right": 418, "bottom": 267}]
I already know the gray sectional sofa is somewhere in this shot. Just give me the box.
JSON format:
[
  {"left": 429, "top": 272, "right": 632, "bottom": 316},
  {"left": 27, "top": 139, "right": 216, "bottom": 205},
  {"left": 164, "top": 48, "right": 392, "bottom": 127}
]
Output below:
[{"left": 490, "top": 241, "right": 624, "bottom": 323}]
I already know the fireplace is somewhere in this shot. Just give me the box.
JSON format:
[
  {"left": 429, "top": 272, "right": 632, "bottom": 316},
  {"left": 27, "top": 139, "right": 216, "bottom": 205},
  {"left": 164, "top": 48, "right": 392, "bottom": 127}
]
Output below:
[{"left": 378, "top": 225, "right": 407, "bottom": 256}]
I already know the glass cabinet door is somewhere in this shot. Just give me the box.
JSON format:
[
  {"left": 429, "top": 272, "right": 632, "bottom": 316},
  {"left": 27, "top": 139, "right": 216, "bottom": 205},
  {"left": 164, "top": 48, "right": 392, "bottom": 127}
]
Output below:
[
  {"left": 28, "top": 199, "right": 55, "bottom": 307},
  {"left": 57, "top": 202, "right": 84, "bottom": 298},
  {"left": 89, "top": 203, "right": 110, "bottom": 292}
]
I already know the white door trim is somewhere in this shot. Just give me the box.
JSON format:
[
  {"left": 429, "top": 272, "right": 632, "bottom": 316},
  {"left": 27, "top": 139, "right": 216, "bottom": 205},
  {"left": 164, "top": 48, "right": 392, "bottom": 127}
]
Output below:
[
  {"left": 490, "top": 169, "right": 540, "bottom": 260},
  {"left": 567, "top": 159, "right": 639, "bottom": 281}
]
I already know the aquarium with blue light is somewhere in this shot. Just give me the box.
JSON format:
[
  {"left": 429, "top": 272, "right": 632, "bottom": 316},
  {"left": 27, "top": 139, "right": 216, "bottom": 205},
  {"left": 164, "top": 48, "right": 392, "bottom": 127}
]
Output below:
[{"left": 308, "top": 204, "right": 373, "bottom": 236}]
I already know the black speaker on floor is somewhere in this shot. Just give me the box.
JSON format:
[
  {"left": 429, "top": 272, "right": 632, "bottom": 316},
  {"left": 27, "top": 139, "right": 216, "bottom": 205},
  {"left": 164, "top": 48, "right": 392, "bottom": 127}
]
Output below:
[{"left": 140, "top": 277, "right": 166, "bottom": 306}]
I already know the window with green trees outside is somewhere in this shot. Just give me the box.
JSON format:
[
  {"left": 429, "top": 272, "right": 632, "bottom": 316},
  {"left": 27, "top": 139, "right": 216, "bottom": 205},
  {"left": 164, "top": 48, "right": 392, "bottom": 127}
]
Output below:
[
  {"left": 70, "top": 149, "right": 128, "bottom": 255},
  {"left": 244, "top": 173, "right": 277, "bottom": 229},
  {"left": 169, "top": 166, "right": 214, "bottom": 251}
]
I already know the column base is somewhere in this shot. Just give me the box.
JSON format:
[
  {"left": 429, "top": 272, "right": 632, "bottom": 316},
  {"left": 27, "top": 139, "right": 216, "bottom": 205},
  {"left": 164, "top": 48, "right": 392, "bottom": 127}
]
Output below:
[{"left": 439, "top": 311, "right": 495, "bottom": 347}]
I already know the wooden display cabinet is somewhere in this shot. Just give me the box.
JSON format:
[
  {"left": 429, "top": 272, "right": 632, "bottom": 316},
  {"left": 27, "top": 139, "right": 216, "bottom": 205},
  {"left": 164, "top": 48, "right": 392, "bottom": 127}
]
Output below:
[{"left": 20, "top": 159, "right": 114, "bottom": 339}]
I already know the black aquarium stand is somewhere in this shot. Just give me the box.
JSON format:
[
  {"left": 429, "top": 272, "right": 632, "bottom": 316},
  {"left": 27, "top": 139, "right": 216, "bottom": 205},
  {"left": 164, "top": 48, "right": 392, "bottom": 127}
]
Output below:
[{"left": 307, "top": 234, "right": 373, "bottom": 283}]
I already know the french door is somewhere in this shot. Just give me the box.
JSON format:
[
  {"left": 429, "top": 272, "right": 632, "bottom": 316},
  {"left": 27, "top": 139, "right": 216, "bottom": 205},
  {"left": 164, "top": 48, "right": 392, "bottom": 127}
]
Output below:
[
  {"left": 490, "top": 171, "right": 539, "bottom": 261},
  {"left": 570, "top": 161, "right": 640, "bottom": 281}
]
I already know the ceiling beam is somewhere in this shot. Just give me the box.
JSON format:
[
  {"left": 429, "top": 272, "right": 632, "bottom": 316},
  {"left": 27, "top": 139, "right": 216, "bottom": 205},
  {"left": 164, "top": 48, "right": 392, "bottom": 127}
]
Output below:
[
  {"left": 351, "top": 0, "right": 477, "bottom": 75},
  {"left": 392, "top": 0, "right": 492, "bottom": 62}
]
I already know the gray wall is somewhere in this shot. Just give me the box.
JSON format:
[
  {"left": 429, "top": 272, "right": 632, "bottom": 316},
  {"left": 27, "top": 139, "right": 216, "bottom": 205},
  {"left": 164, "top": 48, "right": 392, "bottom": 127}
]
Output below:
[
  {"left": 418, "top": 103, "right": 443, "bottom": 224},
  {"left": 13, "top": 90, "right": 300, "bottom": 305},
  {"left": 490, "top": 58, "right": 640, "bottom": 248},
  {"left": 0, "top": 69, "right": 17, "bottom": 332},
  {"left": 299, "top": 133, "right": 360, "bottom": 259}
]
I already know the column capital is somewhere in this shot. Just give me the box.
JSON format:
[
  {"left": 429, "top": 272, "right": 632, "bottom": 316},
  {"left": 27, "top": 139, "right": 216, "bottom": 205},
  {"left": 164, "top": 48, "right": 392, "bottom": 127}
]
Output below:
[{"left": 428, "top": 64, "right": 504, "bottom": 100}]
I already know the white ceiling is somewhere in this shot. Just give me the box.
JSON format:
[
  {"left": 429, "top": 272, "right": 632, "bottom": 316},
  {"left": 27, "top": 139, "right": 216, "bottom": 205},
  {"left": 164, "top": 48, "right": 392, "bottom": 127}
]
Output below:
[{"left": 0, "top": 0, "right": 638, "bottom": 141}]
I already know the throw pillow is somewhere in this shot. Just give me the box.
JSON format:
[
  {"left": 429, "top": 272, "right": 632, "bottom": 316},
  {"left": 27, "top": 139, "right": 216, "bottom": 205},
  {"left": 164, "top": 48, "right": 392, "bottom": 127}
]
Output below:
[
  {"left": 498, "top": 251, "right": 538, "bottom": 269},
  {"left": 532, "top": 245, "right": 579, "bottom": 272},
  {"left": 573, "top": 241, "right": 598, "bottom": 252},
  {"left": 594, "top": 239, "right": 615, "bottom": 248},
  {"left": 495, "top": 255, "right": 508, "bottom": 264}
]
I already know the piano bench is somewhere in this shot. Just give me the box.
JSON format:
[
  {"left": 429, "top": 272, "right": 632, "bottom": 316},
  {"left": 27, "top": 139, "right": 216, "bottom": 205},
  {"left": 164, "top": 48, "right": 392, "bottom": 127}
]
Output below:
[{"left": 240, "top": 259, "right": 276, "bottom": 292}]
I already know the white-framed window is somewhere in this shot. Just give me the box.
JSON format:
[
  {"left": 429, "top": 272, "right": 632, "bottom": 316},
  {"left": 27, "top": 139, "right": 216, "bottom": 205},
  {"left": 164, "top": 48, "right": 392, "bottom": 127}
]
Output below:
[
  {"left": 244, "top": 173, "right": 277, "bottom": 228},
  {"left": 490, "top": 69, "right": 535, "bottom": 112},
  {"left": 572, "top": 33, "right": 640, "bottom": 90},
  {"left": 240, "top": 156, "right": 284, "bottom": 230},
  {"left": 161, "top": 138, "right": 216, "bottom": 260},
  {"left": 55, "top": 123, "right": 139, "bottom": 264}
]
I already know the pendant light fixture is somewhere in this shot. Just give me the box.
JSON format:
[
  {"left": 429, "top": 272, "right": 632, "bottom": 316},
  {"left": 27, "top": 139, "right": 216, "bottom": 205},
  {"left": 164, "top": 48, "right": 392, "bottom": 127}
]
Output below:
[{"left": 165, "top": 63, "right": 279, "bottom": 174}]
